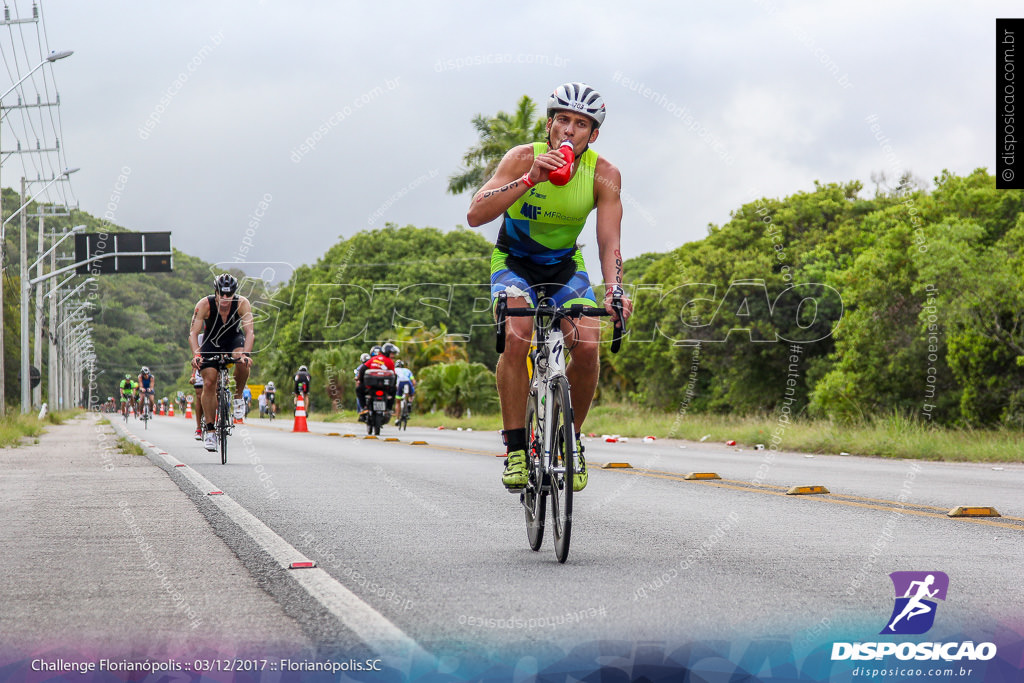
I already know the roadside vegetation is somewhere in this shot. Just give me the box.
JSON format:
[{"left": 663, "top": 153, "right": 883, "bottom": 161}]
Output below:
[
  {"left": 0, "top": 409, "right": 83, "bottom": 448},
  {"left": 309, "top": 405, "right": 1019, "bottom": 463}
]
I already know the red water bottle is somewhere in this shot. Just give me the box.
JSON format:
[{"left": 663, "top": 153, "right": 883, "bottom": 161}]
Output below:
[{"left": 547, "top": 140, "right": 575, "bottom": 186}]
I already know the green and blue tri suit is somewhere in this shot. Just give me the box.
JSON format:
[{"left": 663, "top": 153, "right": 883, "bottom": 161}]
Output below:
[{"left": 490, "top": 142, "right": 599, "bottom": 307}]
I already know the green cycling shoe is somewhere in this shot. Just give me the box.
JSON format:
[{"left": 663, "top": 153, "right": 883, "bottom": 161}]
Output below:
[
  {"left": 573, "top": 438, "right": 587, "bottom": 492},
  {"left": 502, "top": 449, "right": 528, "bottom": 489}
]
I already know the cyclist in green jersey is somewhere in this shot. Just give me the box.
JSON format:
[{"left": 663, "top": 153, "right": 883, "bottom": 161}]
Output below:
[
  {"left": 118, "top": 374, "right": 134, "bottom": 414},
  {"left": 467, "top": 82, "right": 633, "bottom": 493}
]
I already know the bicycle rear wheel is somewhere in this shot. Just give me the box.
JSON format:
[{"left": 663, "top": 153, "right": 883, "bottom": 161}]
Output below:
[
  {"left": 549, "top": 377, "right": 574, "bottom": 563},
  {"left": 523, "top": 392, "right": 546, "bottom": 551}
]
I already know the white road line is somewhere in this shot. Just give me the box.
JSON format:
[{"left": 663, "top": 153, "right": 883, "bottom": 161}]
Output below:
[{"left": 116, "top": 421, "right": 433, "bottom": 665}]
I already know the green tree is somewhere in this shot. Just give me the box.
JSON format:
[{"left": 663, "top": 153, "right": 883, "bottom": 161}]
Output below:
[
  {"left": 258, "top": 225, "right": 495, "bottom": 390},
  {"left": 417, "top": 361, "right": 498, "bottom": 418},
  {"left": 447, "top": 95, "right": 547, "bottom": 195}
]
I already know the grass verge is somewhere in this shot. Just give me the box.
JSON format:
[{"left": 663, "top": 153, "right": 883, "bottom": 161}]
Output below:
[
  {"left": 584, "top": 405, "right": 1023, "bottom": 463},
  {"left": 306, "top": 401, "right": 1020, "bottom": 463},
  {"left": 116, "top": 437, "right": 145, "bottom": 456},
  {"left": 309, "top": 403, "right": 1020, "bottom": 463},
  {"left": 0, "top": 414, "right": 47, "bottom": 447},
  {"left": 0, "top": 408, "right": 93, "bottom": 448}
]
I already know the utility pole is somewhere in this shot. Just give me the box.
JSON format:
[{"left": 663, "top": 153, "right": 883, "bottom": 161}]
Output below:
[
  {"left": 48, "top": 232, "right": 58, "bottom": 409},
  {"left": 0, "top": 4, "right": 68, "bottom": 412},
  {"left": 0, "top": 94, "right": 61, "bottom": 414},
  {"left": 33, "top": 213, "right": 44, "bottom": 407},
  {"left": 19, "top": 176, "right": 28, "bottom": 411}
]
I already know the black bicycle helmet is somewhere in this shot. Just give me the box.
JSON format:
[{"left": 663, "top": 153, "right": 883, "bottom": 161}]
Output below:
[
  {"left": 370, "top": 345, "right": 383, "bottom": 357},
  {"left": 214, "top": 273, "right": 238, "bottom": 296}
]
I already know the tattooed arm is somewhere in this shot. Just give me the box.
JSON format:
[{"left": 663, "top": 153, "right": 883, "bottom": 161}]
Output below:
[
  {"left": 466, "top": 143, "right": 567, "bottom": 226},
  {"left": 594, "top": 157, "right": 633, "bottom": 323}
]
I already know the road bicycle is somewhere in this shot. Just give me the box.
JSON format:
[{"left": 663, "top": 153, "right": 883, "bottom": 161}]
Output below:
[
  {"left": 140, "top": 395, "right": 152, "bottom": 429},
  {"left": 210, "top": 355, "right": 236, "bottom": 465},
  {"left": 395, "top": 387, "right": 412, "bottom": 431},
  {"left": 495, "top": 289, "right": 624, "bottom": 563}
]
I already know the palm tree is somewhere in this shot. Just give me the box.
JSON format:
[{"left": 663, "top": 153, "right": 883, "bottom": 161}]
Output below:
[
  {"left": 447, "top": 95, "right": 547, "bottom": 196},
  {"left": 417, "top": 361, "right": 498, "bottom": 418},
  {"left": 392, "top": 323, "right": 469, "bottom": 368}
]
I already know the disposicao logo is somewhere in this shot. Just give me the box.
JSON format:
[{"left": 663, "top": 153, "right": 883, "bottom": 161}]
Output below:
[
  {"left": 831, "top": 570, "right": 997, "bottom": 662},
  {"left": 881, "top": 571, "right": 948, "bottom": 635}
]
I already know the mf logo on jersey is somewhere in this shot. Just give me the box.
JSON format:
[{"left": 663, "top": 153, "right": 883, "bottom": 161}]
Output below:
[
  {"left": 519, "top": 203, "right": 541, "bottom": 220},
  {"left": 881, "top": 571, "right": 949, "bottom": 635}
]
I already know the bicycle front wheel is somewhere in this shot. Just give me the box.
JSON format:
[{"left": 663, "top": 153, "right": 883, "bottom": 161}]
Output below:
[
  {"left": 219, "top": 390, "right": 230, "bottom": 465},
  {"left": 548, "top": 376, "right": 574, "bottom": 563},
  {"left": 524, "top": 392, "right": 546, "bottom": 552}
]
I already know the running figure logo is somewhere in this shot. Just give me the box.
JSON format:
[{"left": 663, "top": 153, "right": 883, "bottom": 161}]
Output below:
[{"left": 881, "top": 571, "right": 949, "bottom": 635}]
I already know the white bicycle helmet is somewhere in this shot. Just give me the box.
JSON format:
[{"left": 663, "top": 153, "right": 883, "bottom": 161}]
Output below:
[{"left": 547, "top": 82, "right": 606, "bottom": 128}]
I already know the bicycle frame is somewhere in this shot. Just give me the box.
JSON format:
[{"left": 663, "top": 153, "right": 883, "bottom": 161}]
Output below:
[{"left": 531, "top": 306, "right": 570, "bottom": 481}]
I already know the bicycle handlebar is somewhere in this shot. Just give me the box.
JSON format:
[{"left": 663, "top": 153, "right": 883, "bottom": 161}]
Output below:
[
  {"left": 495, "top": 292, "right": 626, "bottom": 354},
  {"left": 202, "top": 353, "right": 237, "bottom": 368}
]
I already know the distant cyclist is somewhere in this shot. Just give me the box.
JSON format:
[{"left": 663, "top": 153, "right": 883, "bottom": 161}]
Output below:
[
  {"left": 189, "top": 273, "right": 255, "bottom": 452},
  {"left": 466, "top": 82, "right": 633, "bottom": 492},
  {"left": 395, "top": 360, "right": 415, "bottom": 402},
  {"left": 130, "top": 378, "right": 140, "bottom": 414},
  {"left": 263, "top": 381, "right": 277, "bottom": 418},
  {"left": 294, "top": 365, "right": 312, "bottom": 411},
  {"left": 137, "top": 367, "right": 156, "bottom": 415},
  {"left": 353, "top": 352, "right": 371, "bottom": 413},
  {"left": 118, "top": 374, "right": 135, "bottom": 416}
]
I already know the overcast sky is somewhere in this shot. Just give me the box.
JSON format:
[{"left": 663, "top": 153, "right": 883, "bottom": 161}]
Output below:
[{"left": 4, "top": 0, "right": 1013, "bottom": 282}]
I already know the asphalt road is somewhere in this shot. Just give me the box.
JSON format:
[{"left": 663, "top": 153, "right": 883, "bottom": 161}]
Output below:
[{"left": 121, "top": 412, "right": 1024, "bottom": 673}]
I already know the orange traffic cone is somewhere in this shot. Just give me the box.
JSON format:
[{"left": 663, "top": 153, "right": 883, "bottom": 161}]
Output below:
[
  {"left": 169, "top": 404, "right": 175, "bottom": 417},
  {"left": 293, "top": 395, "right": 308, "bottom": 432},
  {"left": 159, "top": 403, "right": 166, "bottom": 415},
  {"left": 185, "top": 400, "right": 193, "bottom": 419}
]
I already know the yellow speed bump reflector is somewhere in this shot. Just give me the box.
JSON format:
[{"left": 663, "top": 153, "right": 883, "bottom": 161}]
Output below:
[
  {"left": 385, "top": 437, "right": 400, "bottom": 442},
  {"left": 411, "top": 440, "right": 428, "bottom": 445},
  {"left": 364, "top": 435, "right": 378, "bottom": 440},
  {"left": 786, "top": 485, "right": 830, "bottom": 495},
  {"left": 342, "top": 433, "right": 356, "bottom": 438},
  {"left": 684, "top": 472, "right": 722, "bottom": 480},
  {"left": 601, "top": 462, "right": 633, "bottom": 469},
  {"left": 948, "top": 506, "right": 1001, "bottom": 518},
  {"left": 326, "top": 432, "right": 340, "bottom": 436}
]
